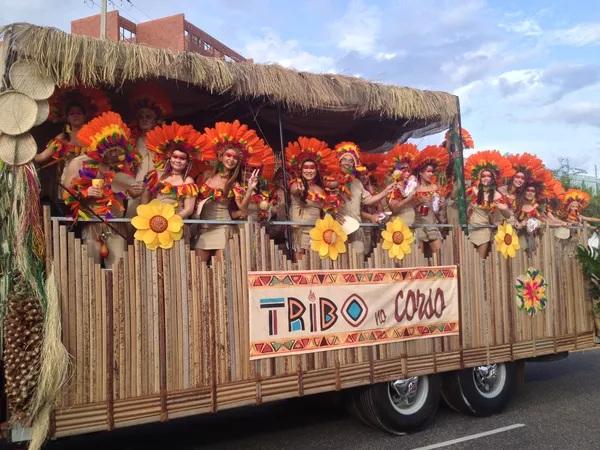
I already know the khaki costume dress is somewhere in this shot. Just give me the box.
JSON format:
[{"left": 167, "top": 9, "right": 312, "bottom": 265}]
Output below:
[
  {"left": 194, "top": 183, "right": 235, "bottom": 251},
  {"left": 414, "top": 188, "right": 443, "bottom": 242},
  {"left": 339, "top": 178, "right": 371, "bottom": 254},
  {"left": 291, "top": 190, "right": 323, "bottom": 251}
]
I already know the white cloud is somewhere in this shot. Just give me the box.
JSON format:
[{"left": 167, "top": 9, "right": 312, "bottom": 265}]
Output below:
[
  {"left": 375, "top": 52, "right": 397, "bottom": 61},
  {"left": 330, "top": 0, "right": 381, "bottom": 55},
  {"left": 550, "top": 22, "right": 600, "bottom": 47},
  {"left": 500, "top": 19, "right": 543, "bottom": 37},
  {"left": 244, "top": 29, "right": 336, "bottom": 73}
]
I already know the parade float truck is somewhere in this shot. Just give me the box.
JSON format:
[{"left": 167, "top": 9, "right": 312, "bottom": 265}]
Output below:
[{"left": 0, "top": 24, "right": 596, "bottom": 448}]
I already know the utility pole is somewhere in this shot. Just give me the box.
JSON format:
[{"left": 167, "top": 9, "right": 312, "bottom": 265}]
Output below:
[{"left": 100, "top": 0, "right": 107, "bottom": 40}]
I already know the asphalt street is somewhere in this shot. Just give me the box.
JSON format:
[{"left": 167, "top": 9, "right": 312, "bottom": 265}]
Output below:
[{"left": 43, "top": 348, "right": 600, "bottom": 450}]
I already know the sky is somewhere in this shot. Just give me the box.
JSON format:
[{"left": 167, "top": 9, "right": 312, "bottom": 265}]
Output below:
[{"left": 1, "top": 0, "right": 600, "bottom": 174}]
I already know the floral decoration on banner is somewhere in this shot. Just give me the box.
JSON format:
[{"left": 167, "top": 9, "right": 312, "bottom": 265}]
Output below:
[
  {"left": 495, "top": 222, "right": 520, "bottom": 258},
  {"left": 381, "top": 218, "right": 415, "bottom": 261},
  {"left": 515, "top": 268, "right": 548, "bottom": 316},
  {"left": 310, "top": 214, "right": 347, "bottom": 261},
  {"left": 132, "top": 199, "right": 184, "bottom": 250}
]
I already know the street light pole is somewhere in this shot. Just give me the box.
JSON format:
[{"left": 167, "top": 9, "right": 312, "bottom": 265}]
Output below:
[{"left": 100, "top": 0, "right": 107, "bottom": 40}]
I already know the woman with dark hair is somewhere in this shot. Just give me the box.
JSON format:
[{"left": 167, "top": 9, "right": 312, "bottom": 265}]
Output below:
[
  {"left": 285, "top": 137, "right": 337, "bottom": 260},
  {"left": 412, "top": 146, "right": 449, "bottom": 257},
  {"left": 35, "top": 87, "right": 111, "bottom": 206},
  {"left": 140, "top": 122, "right": 201, "bottom": 219},
  {"left": 464, "top": 150, "right": 513, "bottom": 258},
  {"left": 194, "top": 120, "right": 268, "bottom": 262}
]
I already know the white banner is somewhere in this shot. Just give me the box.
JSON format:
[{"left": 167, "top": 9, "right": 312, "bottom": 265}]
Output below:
[{"left": 248, "top": 266, "right": 459, "bottom": 359}]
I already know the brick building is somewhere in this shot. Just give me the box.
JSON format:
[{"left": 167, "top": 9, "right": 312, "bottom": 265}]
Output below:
[{"left": 71, "top": 10, "right": 246, "bottom": 62}]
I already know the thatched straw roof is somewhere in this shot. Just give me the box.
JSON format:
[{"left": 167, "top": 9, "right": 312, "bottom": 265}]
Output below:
[{"left": 1, "top": 23, "right": 458, "bottom": 126}]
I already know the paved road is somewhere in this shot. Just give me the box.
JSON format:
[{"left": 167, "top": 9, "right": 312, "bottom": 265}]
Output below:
[{"left": 45, "top": 349, "right": 600, "bottom": 450}]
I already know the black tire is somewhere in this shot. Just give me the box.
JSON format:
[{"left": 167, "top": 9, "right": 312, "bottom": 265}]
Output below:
[
  {"left": 354, "top": 375, "right": 441, "bottom": 434},
  {"left": 441, "top": 362, "right": 518, "bottom": 417}
]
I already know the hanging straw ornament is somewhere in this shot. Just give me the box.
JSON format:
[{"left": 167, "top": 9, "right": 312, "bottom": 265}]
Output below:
[
  {"left": 0, "top": 133, "right": 38, "bottom": 166},
  {"left": 8, "top": 60, "right": 55, "bottom": 100},
  {"left": 0, "top": 90, "right": 39, "bottom": 136}
]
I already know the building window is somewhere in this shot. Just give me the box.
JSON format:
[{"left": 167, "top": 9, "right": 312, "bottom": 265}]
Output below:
[{"left": 119, "top": 26, "right": 136, "bottom": 42}]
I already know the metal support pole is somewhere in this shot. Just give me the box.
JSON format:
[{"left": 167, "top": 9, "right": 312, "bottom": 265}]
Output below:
[
  {"left": 277, "top": 106, "right": 294, "bottom": 259},
  {"left": 451, "top": 96, "right": 468, "bottom": 230},
  {"left": 100, "top": 0, "right": 108, "bottom": 40}
]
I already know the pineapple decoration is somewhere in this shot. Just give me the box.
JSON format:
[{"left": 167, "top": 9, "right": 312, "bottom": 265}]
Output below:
[{"left": 2, "top": 274, "right": 44, "bottom": 423}]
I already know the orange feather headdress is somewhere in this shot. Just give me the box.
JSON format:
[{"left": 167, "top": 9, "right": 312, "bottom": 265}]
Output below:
[
  {"left": 77, "top": 111, "right": 136, "bottom": 162},
  {"left": 145, "top": 122, "right": 203, "bottom": 167},
  {"left": 562, "top": 188, "right": 591, "bottom": 211},
  {"left": 444, "top": 128, "right": 475, "bottom": 149},
  {"left": 334, "top": 141, "right": 367, "bottom": 173},
  {"left": 48, "top": 86, "right": 111, "bottom": 123},
  {"left": 285, "top": 137, "right": 337, "bottom": 179},
  {"left": 506, "top": 153, "right": 555, "bottom": 199},
  {"left": 198, "top": 120, "right": 276, "bottom": 181},
  {"left": 464, "top": 150, "right": 515, "bottom": 184},
  {"left": 376, "top": 143, "right": 419, "bottom": 180},
  {"left": 413, "top": 145, "right": 450, "bottom": 175}
]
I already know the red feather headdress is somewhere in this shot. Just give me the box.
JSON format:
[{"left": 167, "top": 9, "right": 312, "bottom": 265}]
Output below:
[{"left": 465, "top": 150, "right": 515, "bottom": 184}]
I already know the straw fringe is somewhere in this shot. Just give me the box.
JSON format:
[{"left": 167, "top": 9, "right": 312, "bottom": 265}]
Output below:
[
  {"left": 28, "top": 266, "right": 70, "bottom": 450},
  {"left": 1, "top": 23, "right": 457, "bottom": 123}
]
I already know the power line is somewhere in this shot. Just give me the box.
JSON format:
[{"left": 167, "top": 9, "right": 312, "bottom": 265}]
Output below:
[{"left": 125, "top": 0, "right": 153, "bottom": 20}]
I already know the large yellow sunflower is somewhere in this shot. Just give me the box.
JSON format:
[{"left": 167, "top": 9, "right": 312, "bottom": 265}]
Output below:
[
  {"left": 494, "top": 222, "right": 520, "bottom": 258},
  {"left": 310, "top": 214, "right": 347, "bottom": 260},
  {"left": 381, "top": 218, "right": 415, "bottom": 260},
  {"left": 132, "top": 199, "right": 184, "bottom": 250}
]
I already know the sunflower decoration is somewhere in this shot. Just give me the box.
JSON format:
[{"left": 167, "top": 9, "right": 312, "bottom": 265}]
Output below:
[
  {"left": 48, "top": 85, "right": 112, "bottom": 123},
  {"left": 310, "top": 214, "right": 347, "bottom": 260},
  {"left": 515, "top": 267, "right": 548, "bottom": 316},
  {"left": 494, "top": 222, "right": 520, "bottom": 258},
  {"left": 561, "top": 188, "right": 591, "bottom": 223},
  {"left": 132, "top": 199, "right": 184, "bottom": 250},
  {"left": 381, "top": 218, "right": 415, "bottom": 260}
]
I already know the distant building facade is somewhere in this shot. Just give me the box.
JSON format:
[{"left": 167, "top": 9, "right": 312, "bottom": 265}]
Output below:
[{"left": 71, "top": 10, "right": 246, "bottom": 62}]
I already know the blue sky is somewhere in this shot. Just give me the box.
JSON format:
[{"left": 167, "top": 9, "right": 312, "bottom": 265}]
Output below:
[{"left": 2, "top": 0, "right": 599, "bottom": 173}]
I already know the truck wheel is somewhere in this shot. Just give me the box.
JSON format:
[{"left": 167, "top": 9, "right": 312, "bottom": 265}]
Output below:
[
  {"left": 441, "top": 362, "right": 517, "bottom": 416},
  {"left": 354, "top": 375, "right": 441, "bottom": 434}
]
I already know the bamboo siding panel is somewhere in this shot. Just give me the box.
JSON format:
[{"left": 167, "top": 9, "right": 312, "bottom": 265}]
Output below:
[{"left": 48, "top": 219, "right": 596, "bottom": 437}]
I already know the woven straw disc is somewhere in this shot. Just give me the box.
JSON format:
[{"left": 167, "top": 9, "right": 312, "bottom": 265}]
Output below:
[
  {"left": 0, "top": 91, "right": 38, "bottom": 135},
  {"left": 9, "top": 60, "right": 55, "bottom": 100},
  {"left": 34, "top": 99, "right": 49, "bottom": 126},
  {"left": 0, "top": 133, "right": 37, "bottom": 166}
]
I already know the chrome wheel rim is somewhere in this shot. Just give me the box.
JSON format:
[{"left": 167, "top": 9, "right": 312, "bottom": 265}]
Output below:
[
  {"left": 472, "top": 364, "right": 506, "bottom": 398},
  {"left": 387, "top": 376, "right": 429, "bottom": 415}
]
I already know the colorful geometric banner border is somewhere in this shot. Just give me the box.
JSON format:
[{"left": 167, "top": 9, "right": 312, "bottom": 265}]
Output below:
[
  {"left": 250, "top": 321, "right": 459, "bottom": 359},
  {"left": 249, "top": 265, "right": 457, "bottom": 289}
]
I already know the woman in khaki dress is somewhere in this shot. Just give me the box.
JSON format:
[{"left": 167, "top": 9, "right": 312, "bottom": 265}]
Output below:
[
  {"left": 412, "top": 145, "right": 450, "bottom": 257},
  {"left": 380, "top": 143, "right": 420, "bottom": 227},
  {"left": 140, "top": 122, "right": 201, "bottom": 219},
  {"left": 464, "top": 150, "right": 513, "bottom": 258},
  {"left": 194, "top": 120, "right": 270, "bottom": 262},
  {"left": 285, "top": 137, "right": 337, "bottom": 260}
]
